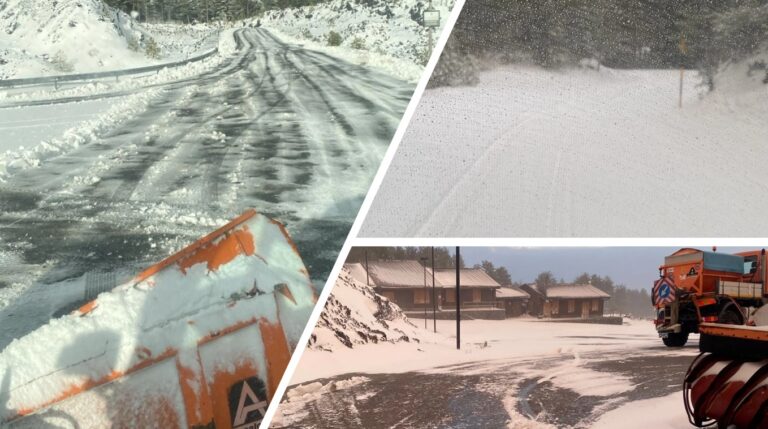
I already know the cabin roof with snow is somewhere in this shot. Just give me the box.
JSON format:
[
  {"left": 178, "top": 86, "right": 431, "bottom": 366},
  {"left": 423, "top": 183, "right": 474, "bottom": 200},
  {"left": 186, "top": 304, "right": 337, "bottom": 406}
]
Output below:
[
  {"left": 365, "top": 260, "right": 431, "bottom": 288},
  {"left": 542, "top": 284, "right": 611, "bottom": 299},
  {"left": 495, "top": 286, "right": 529, "bottom": 299},
  {"left": 434, "top": 268, "right": 501, "bottom": 289}
]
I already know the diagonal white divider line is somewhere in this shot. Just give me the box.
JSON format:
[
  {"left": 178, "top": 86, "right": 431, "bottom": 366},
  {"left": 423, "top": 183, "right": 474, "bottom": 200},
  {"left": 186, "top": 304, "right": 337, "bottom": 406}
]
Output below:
[{"left": 259, "top": 1, "right": 467, "bottom": 426}]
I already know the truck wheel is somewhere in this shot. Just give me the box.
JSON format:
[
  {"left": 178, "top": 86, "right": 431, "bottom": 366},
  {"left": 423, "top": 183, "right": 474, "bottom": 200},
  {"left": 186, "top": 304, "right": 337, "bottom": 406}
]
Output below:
[
  {"left": 718, "top": 305, "right": 744, "bottom": 325},
  {"left": 662, "top": 332, "right": 689, "bottom": 347}
]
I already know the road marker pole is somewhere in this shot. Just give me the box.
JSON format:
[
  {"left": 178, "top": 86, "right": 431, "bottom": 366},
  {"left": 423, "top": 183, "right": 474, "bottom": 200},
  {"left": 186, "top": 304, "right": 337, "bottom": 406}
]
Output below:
[{"left": 678, "top": 34, "right": 687, "bottom": 109}]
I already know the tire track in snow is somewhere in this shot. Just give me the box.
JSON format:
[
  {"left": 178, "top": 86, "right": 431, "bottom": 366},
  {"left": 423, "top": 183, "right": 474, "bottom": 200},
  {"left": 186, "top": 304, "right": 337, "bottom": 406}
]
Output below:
[{"left": 0, "top": 28, "right": 412, "bottom": 348}]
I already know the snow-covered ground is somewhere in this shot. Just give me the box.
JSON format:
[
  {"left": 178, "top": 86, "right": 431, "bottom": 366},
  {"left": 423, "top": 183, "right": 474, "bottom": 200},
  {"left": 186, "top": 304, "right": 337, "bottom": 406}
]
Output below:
[
  {"left": 0, "top": 93, "right": 155, "bottom": 179},
  {"left": 273, "top": 269, "right": 700, "bottom": 428},
  {"left": 0, "top": 99, "right": 122, "bottom": 152},
  {"left": 590, "top": 393, "right": 688, "bottom": 429},
  {"left": 361, "top": 63, "right": 768, "bottom": 237},
  {"left": 291, "top": 316, "right": 677, "bottom": 384},
  {"left": 0, "top": 0, "right": 218, "bottom": 79},
  {"left": 257, "top": 0, "right": 455, "bottom": 82}
]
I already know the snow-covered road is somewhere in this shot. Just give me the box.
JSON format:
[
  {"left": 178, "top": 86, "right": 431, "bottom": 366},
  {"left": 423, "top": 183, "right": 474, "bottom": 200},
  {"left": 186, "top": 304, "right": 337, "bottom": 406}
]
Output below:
[
  {"left": 361, "top": 65, "right": 768, "bottom": 237},
  {"left": 274, "top": 319, "right": 701, "bottom": 428},
  {"left": 0, "top": 28, "right": 412, "bottom": 349}
]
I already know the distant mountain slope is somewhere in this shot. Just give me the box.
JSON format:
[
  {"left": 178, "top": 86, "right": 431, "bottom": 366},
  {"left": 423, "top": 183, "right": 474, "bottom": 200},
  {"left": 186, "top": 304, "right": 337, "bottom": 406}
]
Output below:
[{"left": 310, "top": 266, "right": 420, "bottom": 351}]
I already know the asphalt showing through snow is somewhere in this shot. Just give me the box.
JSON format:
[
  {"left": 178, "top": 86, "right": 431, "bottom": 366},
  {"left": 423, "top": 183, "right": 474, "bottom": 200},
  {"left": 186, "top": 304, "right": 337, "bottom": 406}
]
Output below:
[
  {"left": 274, "top": 344, "right": 698, "bottom": 428},
  {"left": 0, "top": 28, "right": 412, "bottom": 349}
]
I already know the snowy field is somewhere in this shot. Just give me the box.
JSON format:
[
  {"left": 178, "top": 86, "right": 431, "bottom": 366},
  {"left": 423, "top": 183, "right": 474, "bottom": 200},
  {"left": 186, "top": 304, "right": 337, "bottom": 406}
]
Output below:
[
  {"left": 361, "top": 64, "right": 768, "bottom": 237},
  {"left": 271, "top": 269, "right": 700, "bottom": 428}
]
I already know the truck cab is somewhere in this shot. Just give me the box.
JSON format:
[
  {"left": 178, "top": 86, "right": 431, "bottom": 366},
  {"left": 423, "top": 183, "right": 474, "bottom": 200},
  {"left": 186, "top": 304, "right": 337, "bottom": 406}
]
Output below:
[{"left": 653, "top": 248, "right": 767, "bottom": 347}]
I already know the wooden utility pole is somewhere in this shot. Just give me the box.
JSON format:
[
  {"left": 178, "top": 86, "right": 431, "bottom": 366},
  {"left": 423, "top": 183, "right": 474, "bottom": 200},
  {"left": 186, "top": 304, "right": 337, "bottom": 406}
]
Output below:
[
  {"left": 456, "top": 246, "right": 460, "bottom": 350},
  {"left": 432, "top": 246, "right": 437, "bottom": 333},
  {"left": 422, "top": 257, "right": 428, "bottom": 329}
]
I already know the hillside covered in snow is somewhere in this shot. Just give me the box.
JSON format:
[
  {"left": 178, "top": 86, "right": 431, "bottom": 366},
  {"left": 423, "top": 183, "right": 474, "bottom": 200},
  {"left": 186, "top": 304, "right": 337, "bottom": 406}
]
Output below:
[
  {"left": 0, "top": 0, "right": 217, "bottom": 79},
  {"left": 257, "top": 0, "right": 454, "bottom": 82},
  {"left": 309, "top": 265, "right": 421, "bottom": 351}
]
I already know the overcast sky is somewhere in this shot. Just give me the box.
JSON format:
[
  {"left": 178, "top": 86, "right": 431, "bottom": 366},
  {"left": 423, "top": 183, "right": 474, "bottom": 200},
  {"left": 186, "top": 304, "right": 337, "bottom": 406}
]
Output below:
[{"left": 461, "top": 247, "right": 759, "bottom": 290}]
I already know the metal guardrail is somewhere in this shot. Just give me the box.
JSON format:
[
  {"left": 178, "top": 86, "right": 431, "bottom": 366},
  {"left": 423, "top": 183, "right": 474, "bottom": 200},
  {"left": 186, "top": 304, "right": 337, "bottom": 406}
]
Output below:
[{"left": 0, "top": 46, "right": 219, "bottom": 88}]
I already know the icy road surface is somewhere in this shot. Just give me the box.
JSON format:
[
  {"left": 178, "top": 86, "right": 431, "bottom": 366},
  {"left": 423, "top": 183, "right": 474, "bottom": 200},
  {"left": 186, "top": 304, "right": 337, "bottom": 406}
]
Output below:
[
  {"left": 0, "top": 28, "right": 412, "bottom": 349},
  {"left": 274, "top": 319, "right": 700, "bottom": 428},
  {"left": 361, "top": 66, "right": 768, "bottom": 237}
]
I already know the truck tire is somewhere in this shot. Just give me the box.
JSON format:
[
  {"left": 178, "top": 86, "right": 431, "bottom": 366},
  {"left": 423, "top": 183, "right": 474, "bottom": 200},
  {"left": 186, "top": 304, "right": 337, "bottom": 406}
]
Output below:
[
  {"left": 718, "top": 305, "right": 744, "bottom": 325},
  {"left": 662, "top": 332, "right": 689, "bottom": 347}
]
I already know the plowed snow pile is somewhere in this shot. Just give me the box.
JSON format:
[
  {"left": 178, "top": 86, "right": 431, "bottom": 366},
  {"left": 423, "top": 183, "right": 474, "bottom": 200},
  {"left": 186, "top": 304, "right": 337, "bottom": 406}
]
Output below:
[
  {"left": 309, "top": 266, "right": 420, "bottom": 351},
  {"left": 0, "top": 0, "right": 148, "bottom": 78},
  {"left": 0, "top": 0, "right": 215, "bottom": 79},
  {"left": 257, "top": 0, "right": 454, "bottom": 81}
]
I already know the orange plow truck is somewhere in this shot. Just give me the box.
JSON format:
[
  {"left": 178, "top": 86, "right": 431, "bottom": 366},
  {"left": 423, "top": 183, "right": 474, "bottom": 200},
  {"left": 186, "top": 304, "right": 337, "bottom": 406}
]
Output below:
[
  {"left": 0, "top": 209, "right": 316, "bottom": 429},
  {"left": 653, "top": 248, "right": 768, "bottom": 427}
]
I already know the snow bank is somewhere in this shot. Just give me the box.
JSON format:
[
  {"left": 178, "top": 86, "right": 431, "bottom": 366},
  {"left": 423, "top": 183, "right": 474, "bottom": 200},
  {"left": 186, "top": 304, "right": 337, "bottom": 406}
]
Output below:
[
  {"left": 257, "top": 0, "right": 455, "bottom": 82},
  {"left": 271, "top": 376, "right": 370, "bottom": 427},
  {"left": 309, "top": 266, "right": 421, "bottom": 351},
  {"left": 0, "top": 90, "right": 159, "bottom": 182},
  {"left": 0, "top": 0, "right": 219, "bottom": 79},
  {"left": 0, "top": 0, "right": 146, "bottom": 78}
]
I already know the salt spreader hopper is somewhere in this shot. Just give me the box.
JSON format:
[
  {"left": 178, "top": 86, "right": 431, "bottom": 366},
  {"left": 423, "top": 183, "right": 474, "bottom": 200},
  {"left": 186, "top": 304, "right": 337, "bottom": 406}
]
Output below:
[{"left": 0, "top": 209, "right": 316, "bottom": 429}]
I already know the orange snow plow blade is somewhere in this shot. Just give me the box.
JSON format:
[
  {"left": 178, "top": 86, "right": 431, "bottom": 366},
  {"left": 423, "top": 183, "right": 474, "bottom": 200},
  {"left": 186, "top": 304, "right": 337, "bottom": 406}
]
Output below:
[
  {"left": 684, "top": 324, "right": 768, "bottom": 428},
  {"left": 0, "top": 210, "right": 316, "bottom": 429}
]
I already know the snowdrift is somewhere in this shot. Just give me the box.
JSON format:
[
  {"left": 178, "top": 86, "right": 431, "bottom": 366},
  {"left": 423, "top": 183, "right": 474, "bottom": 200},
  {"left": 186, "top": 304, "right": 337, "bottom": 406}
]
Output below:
[
  {"left": 309, "top": 265, "right": 420, "bottom": 351},
  {"left": 257, "top": 0, "right": 454, "bottom": 82}
]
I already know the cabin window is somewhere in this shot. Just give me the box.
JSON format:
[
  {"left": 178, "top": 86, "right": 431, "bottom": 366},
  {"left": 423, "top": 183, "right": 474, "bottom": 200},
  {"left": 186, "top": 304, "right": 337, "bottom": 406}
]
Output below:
[
  {"left": 382, "top": 291, "right": 395, "bottom": 301},
  {"left": 414, "top": 289, "right": 431, "bottom": 304},
  {"left": 445, "top": 290, "right": 455, "bottom": 303},
  {"left": 472, "top": 289, "right": 481, "bottom": 302},
  {"left": 567, "top": 299, "right": 575, "bottom": 313},
  {"left": 591, "top": 299, "right": 599, "bottom": 311}
]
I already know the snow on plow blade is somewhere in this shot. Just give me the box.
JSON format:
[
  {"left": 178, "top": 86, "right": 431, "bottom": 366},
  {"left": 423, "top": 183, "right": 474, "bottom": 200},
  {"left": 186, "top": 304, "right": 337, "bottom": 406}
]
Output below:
[
  {"left": 0, "top": 210, "right": 316, "bottom": 429},
  {"left": 684, "top": 324, "right": 768, "bottom": 428}
]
